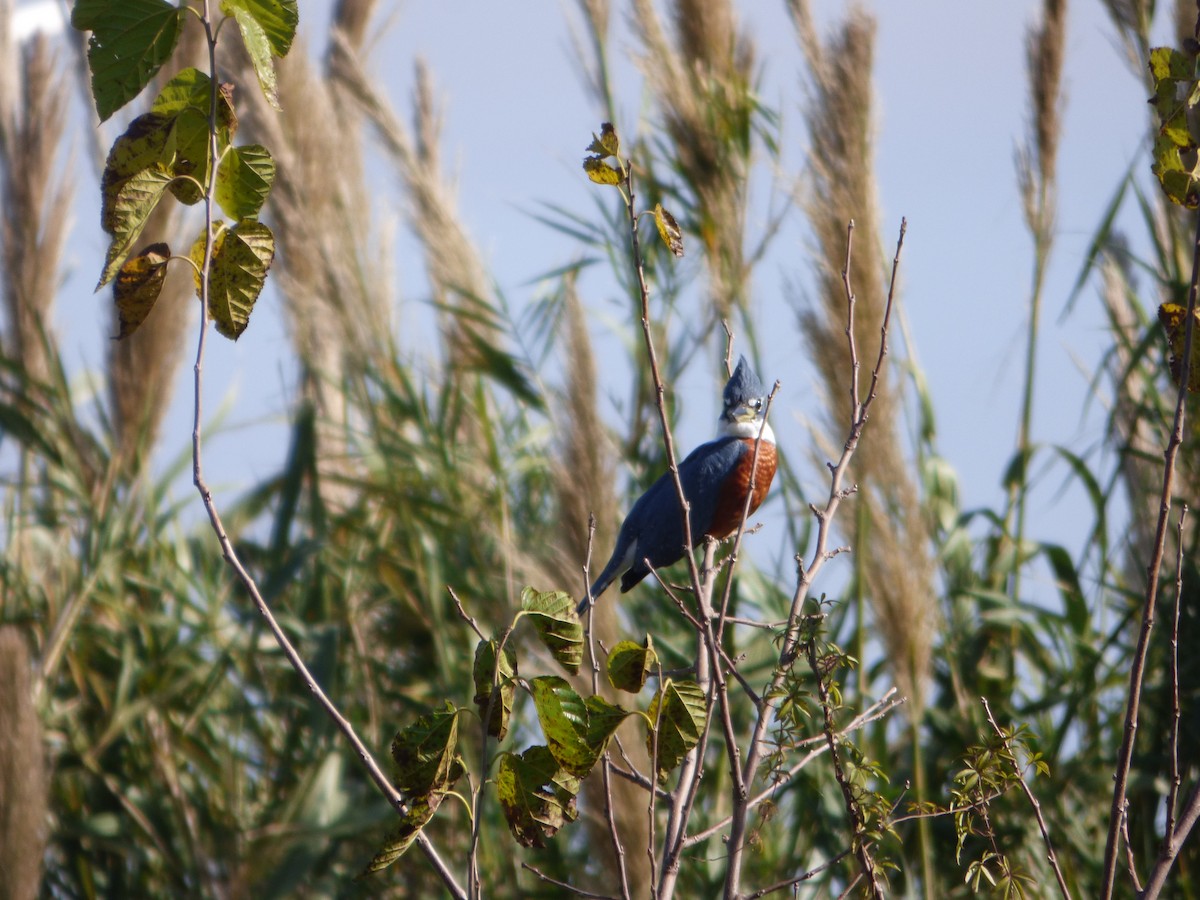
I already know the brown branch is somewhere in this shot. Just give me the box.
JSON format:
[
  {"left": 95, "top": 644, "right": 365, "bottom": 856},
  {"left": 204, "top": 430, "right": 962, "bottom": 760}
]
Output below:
[
  {"left": 189, "top": 7, "right": 463, "bottom": 896},
  {"left": 805, "top": 637, "right": 884, "bottom": 898},
  {"left": 981, "top": 699, "right": 1072, "bottom": 900},
  {"left": 583, "top": 515, "right": 634, "bottom": 900},
  {"left": 723, "top": 218, "right": 906, "bottom": 899},
  {"left": 1167, "top": 506, "right": 1188, "bottom": 840},
  {"left": 1101, "top": 207, "right": 1200, "bottom": 900},
  {"left": 522, "top": 862, "right": 620, "bottom": 898},
  {"left": 744, "top": 850, "right": 851, "bottom": 898},
  {"left": 683, "top": 688, "right": 903, "bottom": 849}
]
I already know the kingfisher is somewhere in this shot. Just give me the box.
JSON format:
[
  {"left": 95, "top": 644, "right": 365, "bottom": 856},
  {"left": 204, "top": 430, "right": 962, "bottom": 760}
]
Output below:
[{"left": 578, "top": 356, "right": 777, "bottom": 613}]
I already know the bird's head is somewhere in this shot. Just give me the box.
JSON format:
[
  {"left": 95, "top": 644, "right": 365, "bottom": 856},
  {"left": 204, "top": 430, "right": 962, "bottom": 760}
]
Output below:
[{"left": 718, "top": 355, "right": 775, "bottom": 442}]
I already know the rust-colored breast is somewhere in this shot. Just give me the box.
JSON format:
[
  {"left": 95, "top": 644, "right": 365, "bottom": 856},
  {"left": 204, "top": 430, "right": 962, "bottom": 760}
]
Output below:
[{"left": 706, "top": 439, "right": 778, "bottom": 540}]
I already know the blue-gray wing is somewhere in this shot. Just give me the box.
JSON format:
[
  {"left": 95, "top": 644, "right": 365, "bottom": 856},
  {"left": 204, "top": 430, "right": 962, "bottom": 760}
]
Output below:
[
  {"left": 614, "top": 437, "right": 746, "bottom": 591},
  {"left": 579, "top": 438, "right": 748, "bottom": 611}
]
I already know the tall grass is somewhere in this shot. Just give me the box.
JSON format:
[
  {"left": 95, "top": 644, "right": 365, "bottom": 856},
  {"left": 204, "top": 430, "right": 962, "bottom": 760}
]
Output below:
[{"left": 2, "top": 0, "right": 1199, "bottom": 896}]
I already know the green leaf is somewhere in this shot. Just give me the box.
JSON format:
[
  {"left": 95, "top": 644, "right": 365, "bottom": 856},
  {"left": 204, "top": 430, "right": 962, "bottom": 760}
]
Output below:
[
  {"left": 646, "top": 679, "right": 707, "bottom": 781},
  {"left": 98, "top": 111, "right": 175, "bottom": 286},
  {"left": 583, "top": 695, "right": 629, "bottom": 758},
  {"left": 98, "top": 165, "right": 174, "bottom": 289},
  {"left": 361, "top": 792, "right": 441, "bottom": 874},
  {"left": 653, "top": 203, "right": 684, "bottom": 257},
  {"left": 530, "top": 676, "right": 592, "bottom": 776},
  {"left": 220, "top": 0, "right": 298, "bottom": 57},
  {"left": 495, "top": 746, "right": 580, "bottom": 848},
  {"left": 71, "top": 0, "right": 185, "bottom": 122},
  {"left": 472, "top": 638, "right": 516, "bottom": 741},
  {"left": 389, "top": 702, "right": 464, "bottom": 798},
  {"left": 198, "top": 219, "right": 275, "bottom": 340},
  {"left": 520, "top": 587, "right": 583, "bottom": 674},
  {"left": 223, "top": 4, "right": 278, "bottom": 109},
  {"left": 113, "top": 242, "right": 171, "bottom": 338},
  {"left": 148, "top": 70, "right": 237, "bottom": 206},
  {"left": 216, "top": 144, "right": 276, "bottom": 219},
  {"left": 607, "top": 637, "right": 657, "bottom": 693},
  {"left": 530, "top": 677, "right": 628, "bottom": 778}
]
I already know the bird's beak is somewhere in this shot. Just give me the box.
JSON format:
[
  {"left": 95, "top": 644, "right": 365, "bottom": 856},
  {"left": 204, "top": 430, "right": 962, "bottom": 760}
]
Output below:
[{"left": 728, "top": 403, "right": 761, "bottom": 424}]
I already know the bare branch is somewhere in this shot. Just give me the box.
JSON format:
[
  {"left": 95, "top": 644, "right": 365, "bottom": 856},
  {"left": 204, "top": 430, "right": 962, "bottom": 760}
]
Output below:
[{"left": 981, "top": 699, "right": 1072, "bottom": 900}]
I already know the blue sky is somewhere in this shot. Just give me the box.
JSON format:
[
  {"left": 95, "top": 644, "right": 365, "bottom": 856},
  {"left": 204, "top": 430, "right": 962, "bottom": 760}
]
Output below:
[{"left": 12, "top": 0, "right": 1166, "bottom": 605}]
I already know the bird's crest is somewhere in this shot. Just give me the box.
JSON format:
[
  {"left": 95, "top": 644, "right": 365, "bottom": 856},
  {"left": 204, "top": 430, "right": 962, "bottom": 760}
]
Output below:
[{"left": 724, "top": 355, "right": 766, "bottom": 407}]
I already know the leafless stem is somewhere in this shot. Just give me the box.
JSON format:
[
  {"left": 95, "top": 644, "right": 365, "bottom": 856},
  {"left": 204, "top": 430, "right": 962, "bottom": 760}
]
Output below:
[
  {"left": 805, "top": 638, "right": 884, "bottom": 897},
  {"left": 522, "top": 862, "right": 620, "bottom": 898},
  {"left": 683, "top": 688, "right": 902, "bottom": 849},
  {"left": 188, "top": 8, "right": 462, "bottom": 897},
  {"left": 1121, "top": 806, "right": 1143, "bottom": 894},
  {"left": 1166, "top": 506, "right": 1187, "bottom": 841},
  {"left": 583, "top": 516, "right": 634, "bottom": 900},
  {"left": 659, "top": 542, "right": 719, "bottom": 898},
  {"left": 449, "top": 586, "right": 487, "bottom": 643},
  {"left": 619, "top": 162, "right": 704, "bottom": 605},
  {"left": 843, "top": 220, "right": 861, "bottom": 413},
  {"left": 1101, "top": 207, "right": 1200, "bottom": 900},
  {"left": 462, "top": 598, "right": 512, "bottom": 900},
  {"left": 981, "top": 699, "right": 1072, "bottom": 900},
  {"left": 743, "top": 850, "right": 851, "bottom": 898},
  {"left": 1143, "top": 783, "right": 1200, "bottom": 897},
  {"left": 723, "top": 218, "right": 906, "bottom": 899}
]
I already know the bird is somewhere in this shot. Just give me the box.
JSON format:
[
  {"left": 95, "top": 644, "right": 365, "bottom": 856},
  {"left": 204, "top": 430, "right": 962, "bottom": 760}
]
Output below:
[{"left": 578, "top": 356, "right": 777, "bottom": 613}]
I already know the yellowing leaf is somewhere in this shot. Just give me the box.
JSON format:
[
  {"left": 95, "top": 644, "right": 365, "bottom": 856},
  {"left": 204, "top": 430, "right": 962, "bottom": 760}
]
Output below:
[
  {"left": 646, "top": 679, "right": 707, "bottom": 781},
  {"left": 390, "top": 703, "right": 465, "bottom": 797},
  {"left": 520, "top": 587, "right": 583, "bottom": 674},
  {"left": 531, "top": 676, "right": 592, "bottom": 776},
  {"left": 496, "top": 746, "right": 580, "bottom": 848},
  {"left": 1159, "top": 302, "right": 1200, "bottom": 392},
  {"left": 583, "top": 155, "right": 622, "bottom": 186},
  {"left": 653, "top": 203, "right": 685, "bottom": 257},
  {"left": 204, "top": 219, "right": 275, "bottom": 340},
  {"left": 1148, "top": 47, "right": 1200, "bottom": 208},
  {"left": 585, "top": 122, "right": 619, "bottom": 158},
  {"left": 607, "top": 637, "right": 657, "bottom": 693},
  {"left": 98, "top": 165, "right": 174, "bottom": 289},
  {"left": 472, "top": 638, "right": 517, "bottom": 741},
  {"left": 113, "top": 242, "right": 171, "bottom": 339},
  {"left": 362, "top": 793, "right": 441, "bottom": 874}
]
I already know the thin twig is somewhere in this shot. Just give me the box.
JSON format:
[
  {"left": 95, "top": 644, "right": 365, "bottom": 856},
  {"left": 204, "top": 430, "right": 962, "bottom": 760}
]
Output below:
[
  {"left": 1101, "top": 207, "right": 1200, "bottom": 900},
  {"left": 1143, "top": 783, "right": 1200, "bottom": 897},
  {"left": 806, "top": 637, "right": 884, "bottom": 897},
  {"left": 743, "top": 849, "right": 851, "bottom": 898},
  {"left": 1121, "top": 805, "right": 1143, "bottom": 894},
  {"left": 1166, "top": 506, "right": 1188, "bottom": 841},
  {"left": 189, "top": 7, "right": 463, "bottom": 896},
  {"left": 722, "top": 219, "right": 906, "bottom": 899},
  {"left": 521, "top": 863, "right": 620, "bottom": 898},
  {"left": 449, "top": 586, "right": 487, "bottom": 643},
  {"left": 684, "top": 688, "right": 902, "bottom": 848},
  {"left": 981, "top": 699, "right": 1072, "bottom": 900},
  {"left": 583, "top": 514, "right": 634, "bottom": 900},
  {"left": 659, "top": 542, "right": 719, "bottom": 898}
]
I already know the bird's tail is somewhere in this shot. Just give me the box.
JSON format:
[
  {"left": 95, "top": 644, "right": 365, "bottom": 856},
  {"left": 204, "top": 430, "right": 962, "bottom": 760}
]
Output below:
[{"left": 576, "top": 571, "right": 615, "bottom": 615}]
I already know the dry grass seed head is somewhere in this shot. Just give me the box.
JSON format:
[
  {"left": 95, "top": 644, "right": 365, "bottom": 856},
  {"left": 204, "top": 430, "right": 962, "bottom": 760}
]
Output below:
[{"left": 797, "top": 8, "right": 938, "bottom": 710}]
